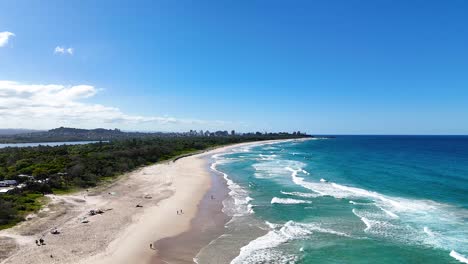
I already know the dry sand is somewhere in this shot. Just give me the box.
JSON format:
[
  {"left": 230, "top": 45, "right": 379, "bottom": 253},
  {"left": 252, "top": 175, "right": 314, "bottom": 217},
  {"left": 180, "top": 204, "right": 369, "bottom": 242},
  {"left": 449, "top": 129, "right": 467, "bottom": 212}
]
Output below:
[{"left": 0, "top": 140, "right": 291, "bottom": 264}]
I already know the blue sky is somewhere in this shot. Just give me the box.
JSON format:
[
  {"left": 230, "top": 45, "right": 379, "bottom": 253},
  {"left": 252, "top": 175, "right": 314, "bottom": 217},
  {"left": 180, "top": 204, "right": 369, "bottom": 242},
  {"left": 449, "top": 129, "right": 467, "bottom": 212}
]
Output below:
[{"left": 0, "top": 0, "right": 467, "bottom": 134}]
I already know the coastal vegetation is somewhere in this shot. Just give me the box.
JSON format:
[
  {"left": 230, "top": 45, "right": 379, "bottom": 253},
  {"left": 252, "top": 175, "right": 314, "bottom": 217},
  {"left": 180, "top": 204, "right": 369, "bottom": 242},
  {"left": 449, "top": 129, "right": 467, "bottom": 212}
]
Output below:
[
  {"left": 0, "top": 126, "right": 307, "bottom": 144},
  {"left": 0, "top": 133, "right": 309, "bottom": 229}
]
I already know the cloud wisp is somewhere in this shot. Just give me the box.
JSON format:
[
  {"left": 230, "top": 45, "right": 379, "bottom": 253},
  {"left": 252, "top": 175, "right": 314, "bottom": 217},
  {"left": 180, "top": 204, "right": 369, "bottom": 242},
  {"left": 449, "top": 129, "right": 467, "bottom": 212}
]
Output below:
[
  {"left": 0, "top": 80, "right": 227, "bottom": 130},
  {"left": 54, "top": 46, "right": 74, "bottom": 55},
  {"left": 0, "top": 31, "right": 15, "bottom": 47}
]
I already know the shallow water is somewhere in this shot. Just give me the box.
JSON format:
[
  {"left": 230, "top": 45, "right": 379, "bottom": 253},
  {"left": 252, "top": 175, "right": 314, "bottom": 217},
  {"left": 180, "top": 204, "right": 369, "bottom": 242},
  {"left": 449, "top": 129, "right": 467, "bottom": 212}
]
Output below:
[{"left": 199, "top": 136, "right": 468, "bottom": 264}]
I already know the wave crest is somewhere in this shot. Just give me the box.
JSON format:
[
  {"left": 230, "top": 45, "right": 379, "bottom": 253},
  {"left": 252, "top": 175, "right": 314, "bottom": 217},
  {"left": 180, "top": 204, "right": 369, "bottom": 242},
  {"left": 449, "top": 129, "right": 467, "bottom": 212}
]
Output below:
[
  {"left": 231, "top": 221, "right": 348, "bottom": 264},
  {"left": 271, "top": 197, "right": 312, "bottom": 204}
]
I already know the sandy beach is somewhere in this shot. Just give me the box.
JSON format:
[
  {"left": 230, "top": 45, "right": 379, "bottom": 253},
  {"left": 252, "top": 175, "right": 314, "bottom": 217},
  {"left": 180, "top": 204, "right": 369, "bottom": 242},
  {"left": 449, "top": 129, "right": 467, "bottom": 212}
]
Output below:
[{"left": 0, "top": 140, "right": 290, "bottom": 264}]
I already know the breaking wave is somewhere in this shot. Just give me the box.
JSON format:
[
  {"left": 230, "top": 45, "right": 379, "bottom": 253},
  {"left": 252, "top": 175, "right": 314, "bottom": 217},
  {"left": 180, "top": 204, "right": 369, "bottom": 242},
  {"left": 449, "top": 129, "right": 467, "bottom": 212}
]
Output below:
[
  {"left": 271, "top": 197, "right": 312, "bottom": 204},
  {"left": 211, "top": 156, "right": 254, "bottom": 216},
  {"left": 450, "top": 250, "right": 468, "bottom": 264},
  {"left": 287, "top": 163, "right": 468, "bottom": 256},
  {"left": 280, "top": 191, "right": 320, "bottom": 198},
  {"left": 231, "top": 221, "right": 349, "bottom": 264}
]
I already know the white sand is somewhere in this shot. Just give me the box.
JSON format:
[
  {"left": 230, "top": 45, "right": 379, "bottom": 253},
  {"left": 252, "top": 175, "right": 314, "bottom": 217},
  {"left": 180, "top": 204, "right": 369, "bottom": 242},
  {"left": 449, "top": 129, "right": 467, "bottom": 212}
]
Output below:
[{"left": 0, "top": 139, "right": 296, "bottom": 264}]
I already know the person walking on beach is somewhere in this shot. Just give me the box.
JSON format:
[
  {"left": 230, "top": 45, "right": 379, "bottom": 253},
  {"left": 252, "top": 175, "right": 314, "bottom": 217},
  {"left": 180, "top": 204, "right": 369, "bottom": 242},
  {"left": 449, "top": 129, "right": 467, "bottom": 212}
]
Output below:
[
  {"left": 177, "top": 210, "right": 179, "bottom": 215},
  {"left": 150, "top": 243, "right": 152, "bottom": 249},
  {"left": 180, "top": 209, "right": 183, "bottom": 214}
]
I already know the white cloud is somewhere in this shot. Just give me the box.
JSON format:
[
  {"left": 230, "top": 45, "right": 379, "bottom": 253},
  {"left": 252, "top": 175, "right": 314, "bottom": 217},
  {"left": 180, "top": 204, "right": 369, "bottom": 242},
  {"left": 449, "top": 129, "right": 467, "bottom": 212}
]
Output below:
[
  {"left": 0, "top": 80, "right": 229, "bottom": 131},
  {"left": 54, "top": 46, "right": 64, "bottom": 54},
  {"left": 0, "top": 31, "right": 15, "bottom": 47},
  {"left": 54, "top": 46, "right": 73, "bottom": 55}
]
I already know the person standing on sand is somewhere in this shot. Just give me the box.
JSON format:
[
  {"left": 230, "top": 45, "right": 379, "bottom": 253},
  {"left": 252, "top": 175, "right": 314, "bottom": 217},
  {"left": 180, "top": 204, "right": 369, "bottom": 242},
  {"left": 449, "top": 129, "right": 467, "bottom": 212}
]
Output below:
[
  {"left": 177, "top": 210, "right": 179, "bottom": 215},
  {"left": 180, "top": 209, "right": 183, "bottom": 214}
]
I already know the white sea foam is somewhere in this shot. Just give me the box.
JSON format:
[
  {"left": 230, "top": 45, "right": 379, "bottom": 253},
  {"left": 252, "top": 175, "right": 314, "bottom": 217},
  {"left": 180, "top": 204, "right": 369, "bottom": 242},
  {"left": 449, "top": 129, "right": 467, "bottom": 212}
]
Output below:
[
  {"left": 352, "top": 209, "right": 372, "bottom": 231},
  {"left": 361, "top": 217, "right": 372, "bottom": 231},
  {"left": 287, "top": 167, "right": 329, "bottom": 197},
  {"left": 290, "top": 170, "right": 433, "bottom": 214},
  {"left": 258, "top": 154, "right": 277, "bottom": 161},
  {"left": 234, "top": 139, "right": 296, "bottom": 154},
  {"left": 351, "top": 208, "right": 397, "bottom": 236},
  {"left": 330, "top": 183, "right": 444, "bottom": 213},
  {"left": 378, "top": 206, "right": 399, "bottom": 219},
  {"left": 237, "top": 146, "right": 253, "bottom": 152},
  {"left": 271, "top": 197, "right": 312, "bottom": 204},
  {"left": 450, "top": 250, "right": 468, "bottom": 264},
  {"left": 231, "top": 221, "right": 348, "bottom": 264},
  {"left": 280, "top": 191, "right": 320, "bottom": 198},
  {"left": 423, "top": 226, "right": 435, "bottom": 237},
  {"left": 247, "top": 204, "right": 255, "bottom": 214},
  {"left": 287, "top": 165, "right": 457, "bottom": 223},
  {"left": 253, "top": 160, "right": 306, "bottom": 179},
  {"left": 233, "top": 249, "right": 298, "bottom": 264},
  {"left": 290, "top": 171, "right": 468, "bottom": 252},
  {"left": 263, "top": 146, "right": 278, "bottom": 150},
  {"left": 210, "top": 157, "right": 253, "bottom": 217},
  {"left": 283, "top": 157, "right": 468, "bottom": 252},
  {"left": 349, "top": 200, "right": 373, "bottom": 205},
  {"left": 265, "top": 221, "right": 281, "bottom": 229}
]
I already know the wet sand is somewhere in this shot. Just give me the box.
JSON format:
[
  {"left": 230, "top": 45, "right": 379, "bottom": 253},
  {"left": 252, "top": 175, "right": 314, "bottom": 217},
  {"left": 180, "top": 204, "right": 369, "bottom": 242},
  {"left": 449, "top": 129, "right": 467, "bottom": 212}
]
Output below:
[{"left": 153, "top": 160, "right": 230, "bottom": 264}]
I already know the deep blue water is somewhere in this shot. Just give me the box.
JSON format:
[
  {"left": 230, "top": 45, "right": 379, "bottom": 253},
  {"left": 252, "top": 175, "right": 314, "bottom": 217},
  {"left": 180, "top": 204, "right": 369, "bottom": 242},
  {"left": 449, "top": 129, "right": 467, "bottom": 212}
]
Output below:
[{"left": 199, "top": 136, "right": 468, "bottom": 264}]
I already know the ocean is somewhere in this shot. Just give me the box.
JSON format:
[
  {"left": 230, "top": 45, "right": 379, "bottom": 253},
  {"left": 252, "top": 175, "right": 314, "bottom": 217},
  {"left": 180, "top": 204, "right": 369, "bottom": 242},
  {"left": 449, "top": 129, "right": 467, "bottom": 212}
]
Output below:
[{"left": 196, "top": 136, "right": 468, "bottom": 264}]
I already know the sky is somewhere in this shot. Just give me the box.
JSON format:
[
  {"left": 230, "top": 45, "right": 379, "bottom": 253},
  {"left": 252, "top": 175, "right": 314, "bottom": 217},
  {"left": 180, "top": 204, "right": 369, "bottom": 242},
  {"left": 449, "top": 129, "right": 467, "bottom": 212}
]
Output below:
[{"left": 0, "top": 0, "right": 467, "bottom": 134}]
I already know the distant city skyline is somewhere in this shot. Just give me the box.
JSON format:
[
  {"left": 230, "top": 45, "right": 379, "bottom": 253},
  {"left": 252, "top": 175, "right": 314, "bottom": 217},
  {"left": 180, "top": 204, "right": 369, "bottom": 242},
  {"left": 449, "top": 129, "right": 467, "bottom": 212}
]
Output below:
[{"left": 1, "top": 0, "right": 467, "bottom": 134}]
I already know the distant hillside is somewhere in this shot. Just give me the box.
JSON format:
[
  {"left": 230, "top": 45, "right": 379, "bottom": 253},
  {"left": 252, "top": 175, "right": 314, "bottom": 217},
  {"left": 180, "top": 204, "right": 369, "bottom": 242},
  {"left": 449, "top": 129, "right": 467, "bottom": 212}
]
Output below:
[
  {"left": 0, "top": 129, "right": 44, "bottom": 136},
  {"left": 48, "top": 127, "right": 125, "bottom": 136},
  {"left": 0, "top": 127, "right": 147, "bottom": 143}
]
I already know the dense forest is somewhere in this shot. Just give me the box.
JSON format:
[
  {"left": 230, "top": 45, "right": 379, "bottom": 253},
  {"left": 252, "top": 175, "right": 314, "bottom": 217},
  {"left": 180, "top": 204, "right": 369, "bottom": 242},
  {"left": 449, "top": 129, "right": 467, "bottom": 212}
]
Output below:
[{"left": 0, "top": 134, "right": 309, "bottom": 229}]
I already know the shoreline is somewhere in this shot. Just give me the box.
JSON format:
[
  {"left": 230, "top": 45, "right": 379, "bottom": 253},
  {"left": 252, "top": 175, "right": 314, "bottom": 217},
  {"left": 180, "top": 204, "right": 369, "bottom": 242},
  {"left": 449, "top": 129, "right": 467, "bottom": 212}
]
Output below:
[
  {"left": 152, "top": 138, "right": 309, "bottom": 263},
  {"left": 0, "top": 139, "right": 300, "bottom": 264},
  {"left": 152, "top": 159, "right": 230, "bottom": 263}
]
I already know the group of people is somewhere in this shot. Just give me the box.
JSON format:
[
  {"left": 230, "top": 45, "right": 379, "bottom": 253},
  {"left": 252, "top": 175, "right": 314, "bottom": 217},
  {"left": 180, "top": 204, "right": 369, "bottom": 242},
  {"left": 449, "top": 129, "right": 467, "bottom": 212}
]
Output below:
[
  {"left": 35, "top": 238, "right": 45, "bottom": 246},
  {"left": 176, "top": 209, "right": 183, "bottom": 215}
]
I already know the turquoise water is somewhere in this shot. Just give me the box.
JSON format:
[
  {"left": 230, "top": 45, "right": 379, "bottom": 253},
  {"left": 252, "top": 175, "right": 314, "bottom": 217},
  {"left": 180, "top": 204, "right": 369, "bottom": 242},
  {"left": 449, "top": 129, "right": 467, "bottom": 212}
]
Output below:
[{"left": 203, "top": 137, "right": 468, "bottom": 264}]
